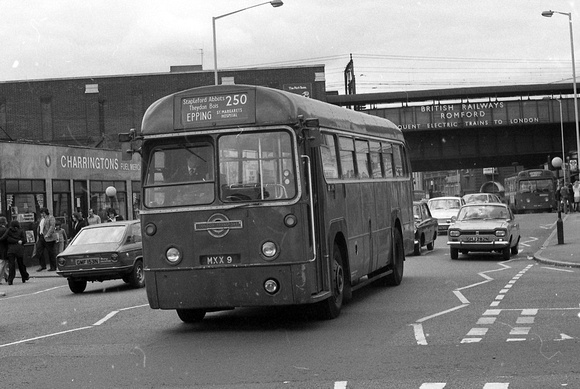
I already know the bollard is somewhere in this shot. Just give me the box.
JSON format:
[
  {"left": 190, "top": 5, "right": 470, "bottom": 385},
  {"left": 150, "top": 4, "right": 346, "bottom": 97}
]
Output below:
[{"left": 556, "top": 210, "right": 564, "bottom": 244}]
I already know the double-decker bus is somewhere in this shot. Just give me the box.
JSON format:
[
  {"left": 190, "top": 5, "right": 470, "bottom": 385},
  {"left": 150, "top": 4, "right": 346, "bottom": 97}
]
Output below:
[
  {"left": 120, "top": 84, "right": 414, "bottom": 322},
  {"left": 504, "top": 169, "right": 556, "bottom": 213}
]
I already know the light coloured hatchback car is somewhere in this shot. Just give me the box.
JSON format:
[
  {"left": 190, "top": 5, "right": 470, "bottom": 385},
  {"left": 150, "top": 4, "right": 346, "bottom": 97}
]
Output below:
[
  {"left": 447, "top": 203, "right": 520, "bottom": 260},
  {"left": 56, "top": 220, "right": 144, "bottom": 293},
  {"left": 427, "top": 196, "right": 465, "bottom": 234}
]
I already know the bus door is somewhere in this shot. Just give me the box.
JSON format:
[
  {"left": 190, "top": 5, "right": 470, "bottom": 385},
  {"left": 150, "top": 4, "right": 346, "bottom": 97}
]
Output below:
[{"left": 315, "top": 132, "right": 346, "bottom": 290}]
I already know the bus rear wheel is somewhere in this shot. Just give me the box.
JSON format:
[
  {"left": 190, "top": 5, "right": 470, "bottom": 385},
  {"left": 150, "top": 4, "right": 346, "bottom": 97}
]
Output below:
[
  {"left": 381, "top": 229, "right": 404, "bottom": 286},
  {"left": 177, "top": 309, "right": 206, "bottom": 323},
  {"left": 318, "top": 243, "right": 344, "bottom": 320}
]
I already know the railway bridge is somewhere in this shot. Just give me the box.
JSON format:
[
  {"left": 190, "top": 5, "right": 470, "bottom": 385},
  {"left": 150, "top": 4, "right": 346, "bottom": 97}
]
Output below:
[{"left": 326, "top": 83, "right": 579, "bottom": 175}]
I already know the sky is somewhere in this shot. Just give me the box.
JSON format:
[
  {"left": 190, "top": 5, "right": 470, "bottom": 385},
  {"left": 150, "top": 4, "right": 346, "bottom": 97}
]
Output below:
[{"left": 1, "top": 0, "right": 579, "bottom": 94}]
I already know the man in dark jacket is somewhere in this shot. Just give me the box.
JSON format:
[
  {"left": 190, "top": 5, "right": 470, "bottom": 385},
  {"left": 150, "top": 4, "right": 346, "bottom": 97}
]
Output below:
[{"left": 0, "top": 216, "right": 9, "bottom": 283}]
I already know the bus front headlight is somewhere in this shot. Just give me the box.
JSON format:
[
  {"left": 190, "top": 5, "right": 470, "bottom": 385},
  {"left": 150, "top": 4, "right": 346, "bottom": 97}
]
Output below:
[
  {"left": 261, "top": 241, "right": 278, "bottom": 260},
  {"left": 166, "top": 247, "right": 182, "bottom": 265}
]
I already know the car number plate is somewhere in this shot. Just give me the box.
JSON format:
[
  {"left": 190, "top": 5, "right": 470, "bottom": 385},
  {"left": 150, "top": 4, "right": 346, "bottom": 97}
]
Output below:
[
  {"left": 75, "top": 258, "right": 100, "bottom": 265},
  {"left": 200, "top": 254, "right": 240, "bottom": 265},
  {"left": 464, "top": 236, "right": 490, "bottom": 242}
]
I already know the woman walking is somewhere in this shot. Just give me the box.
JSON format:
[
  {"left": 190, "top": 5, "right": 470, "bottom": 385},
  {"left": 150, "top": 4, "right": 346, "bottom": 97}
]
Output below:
[{"left": 0, "top": 220, "right": 30, "bottom": 285}]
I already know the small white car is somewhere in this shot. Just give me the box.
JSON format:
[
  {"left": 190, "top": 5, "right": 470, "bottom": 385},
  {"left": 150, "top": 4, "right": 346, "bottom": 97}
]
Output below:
[
  {"left": 427, "top": 196, "right": 465, "bottom": 234},
  {"left": 447, "top": 203, "right": 520, "bottom": 260}
]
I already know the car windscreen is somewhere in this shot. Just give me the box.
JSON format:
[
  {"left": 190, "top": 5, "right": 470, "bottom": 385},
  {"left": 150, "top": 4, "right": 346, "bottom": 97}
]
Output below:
[
  {"left": 429, "top": 199, "right": 461, "bottom": 210},
  {"left": 70, "top": 225, "right": 126, "bottom": 246},
  {"left": 457, "top": 205, "right": 508, "bottom": 220}
]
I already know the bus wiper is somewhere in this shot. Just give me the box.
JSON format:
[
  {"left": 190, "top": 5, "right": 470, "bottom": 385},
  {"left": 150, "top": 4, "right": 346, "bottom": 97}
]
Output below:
[{"left": 224, "top": 201, "right": 263, "bottom": 209}]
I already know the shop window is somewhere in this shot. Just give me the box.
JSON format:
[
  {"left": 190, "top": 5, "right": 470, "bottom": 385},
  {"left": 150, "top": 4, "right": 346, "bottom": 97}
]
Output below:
[
  {"left": 89, "top": 180, "right": 127, "bottom": 221},
  {"left": 5, "top": 179, "right": 46, "bottom": 232},
  {"left": 52, "top": 179, "right": 71, "bottom": 226}
]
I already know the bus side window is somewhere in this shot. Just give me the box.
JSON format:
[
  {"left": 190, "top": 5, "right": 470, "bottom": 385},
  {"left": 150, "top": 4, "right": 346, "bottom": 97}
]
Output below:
[
  {"left": 369, "top": 141, "right": 382, "bottom": 178},
  {"left": 382, "top": 142, "right": 394, "bottom": 177},
  {"left": 339, "top": 137, "right": 355, "bottom": 179},
  {"left": 355, "top": 139, "right": 370, "bottom": 178},
  {"left": 321, "top": 134, "right": 338, "bottom": 179}
]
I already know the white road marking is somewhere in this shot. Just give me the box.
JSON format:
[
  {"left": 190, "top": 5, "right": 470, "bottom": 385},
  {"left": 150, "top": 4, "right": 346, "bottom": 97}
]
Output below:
[
  {"left": 0, "top": 303, "right": 149, "bottom": 349},
  {"left": 410, "top": 323, "right": 428, "bottom": 345},
  {"left": 519, "top": 236, "right": 538, "bottom": 247},
  {"left": 541, "top": 266, "right": 574, "bottom": 273},
  {"left": 0, "top": 285, "right": 67, "bottom": 300}
]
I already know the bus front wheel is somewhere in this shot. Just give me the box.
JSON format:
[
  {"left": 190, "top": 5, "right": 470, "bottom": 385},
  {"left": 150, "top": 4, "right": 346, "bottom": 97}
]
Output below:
[
  {"left": 318, "top": 243, "right": 344, "bottom": 320},
  {"left": 177, "top": 309, "right": 206, "bottom": 323}
]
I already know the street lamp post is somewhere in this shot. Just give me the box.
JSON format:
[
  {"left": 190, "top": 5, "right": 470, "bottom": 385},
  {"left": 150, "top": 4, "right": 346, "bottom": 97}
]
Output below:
[
  {"left": 556, "top": 99, "right": 567, "bottom": 185},
  {"left": 212, "top": 0, "right": 283, "bottom": 85},
  {"left": 543, "top": 10, "right": 580, "bottom": 182}
]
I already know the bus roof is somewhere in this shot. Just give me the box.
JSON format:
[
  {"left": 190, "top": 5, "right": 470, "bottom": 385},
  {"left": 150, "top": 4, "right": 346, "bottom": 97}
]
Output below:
[{"left": 141, "top": 84, "right": 404, "bottom": 142}]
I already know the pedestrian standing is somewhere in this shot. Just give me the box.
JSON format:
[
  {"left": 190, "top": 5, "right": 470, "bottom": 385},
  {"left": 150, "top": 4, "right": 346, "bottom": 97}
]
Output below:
[
  {"left": 0, "top": 220, "right": 30, "bottom": 285},
  {"left": 71, "top": 212, "right": 87, "bottom": 239},
  {"left": 55, "top": 221, "right": 68, "bottom": 254},
  {"left": 34, "top": 207, "right": 58, "bottom": 272},
  {"left": 106, "top": 208, "right": 124, "bottom": 222},
  {"left": 560, "top": 183, "right": 570, "bottom": 213},
  {"left": 0, "top": 216, "right": 9, "bottom": 284},
  {"left": 573, "top": 181, "right": 580, "bottom": 212},
  {"left": 86, "top": 208, "right": 101, "bottom": 225},
  {"left": 61, "top": 211, "right": 72, "bottom": 238}
]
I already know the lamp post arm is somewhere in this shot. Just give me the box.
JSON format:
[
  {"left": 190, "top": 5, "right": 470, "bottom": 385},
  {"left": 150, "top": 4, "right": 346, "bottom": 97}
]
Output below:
[
  {"left": 214, "top": 1, "right": 273, "bottom": 21},
  {"left": 212, "top": 1, "right": 281, "bottom": 85}
]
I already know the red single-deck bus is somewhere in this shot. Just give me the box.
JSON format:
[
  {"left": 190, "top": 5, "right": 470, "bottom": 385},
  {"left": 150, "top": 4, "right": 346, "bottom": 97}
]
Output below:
[
  {"left": 121, "top": 84, "right": 414, "bottom": 322},
  {"left": 504, "top": 169, "right": 557, "bottom": 213}
]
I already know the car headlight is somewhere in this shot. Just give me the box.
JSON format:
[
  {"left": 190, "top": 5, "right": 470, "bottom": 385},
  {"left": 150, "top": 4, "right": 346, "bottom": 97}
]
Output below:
[
  {"left": 448, "top": 230, "right": 460, "bottom": 237},
  {"left": 495, "top": 230, "right": 507, "bottom": 237}
]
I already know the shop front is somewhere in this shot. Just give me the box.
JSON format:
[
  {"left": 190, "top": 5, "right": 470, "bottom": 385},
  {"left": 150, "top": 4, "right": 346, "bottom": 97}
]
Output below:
[{"left": 0, "top": 141, "right": 141, "bottom": 266}]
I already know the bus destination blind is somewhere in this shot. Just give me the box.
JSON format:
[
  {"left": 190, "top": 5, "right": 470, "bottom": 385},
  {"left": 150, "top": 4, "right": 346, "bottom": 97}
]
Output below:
[{"left": 177, "top": 90, "right": 256, "bottom": 129}]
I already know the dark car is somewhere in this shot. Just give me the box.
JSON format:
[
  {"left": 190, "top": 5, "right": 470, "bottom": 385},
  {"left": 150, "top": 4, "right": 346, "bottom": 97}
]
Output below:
[
  {"left": 56, "top": 220, "right": 144, "bottom": 293},
  {"left": 413, "top": 201, "right": 438, "bottom": 255},
  {"left": 447, "top": 203, "right": 520, "bottom": 260}
]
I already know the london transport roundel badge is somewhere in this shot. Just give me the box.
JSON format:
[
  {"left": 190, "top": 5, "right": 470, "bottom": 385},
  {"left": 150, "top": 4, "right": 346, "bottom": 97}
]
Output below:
[{"left": 194, "top": 213, "right": 243, "bottom": 238}]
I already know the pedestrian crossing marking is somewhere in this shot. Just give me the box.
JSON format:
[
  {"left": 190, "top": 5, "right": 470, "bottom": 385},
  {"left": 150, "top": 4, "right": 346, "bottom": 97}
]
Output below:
[
  {"left": 516, "top": 316, "right": 534, "bottom": 324},
  {"left": 509, "top": 327, "right": 531, "bottom": 335}
]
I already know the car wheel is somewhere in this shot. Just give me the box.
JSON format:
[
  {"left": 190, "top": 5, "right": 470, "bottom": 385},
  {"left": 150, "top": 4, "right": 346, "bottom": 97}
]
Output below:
[
  {"left": 177, "top": 309, "right": 206, "bottom": 323},
  {"left": 414, "top": 240, "right": 421, "bottom": 256},
  {"left": 502, "top": 246, "right": 511, "bottom": 260},
  {"left": 127, "top": 259, "right": 145, "bottom": 288},
  {"left": 318, "top": 243, "right": 345, "bottom": 320},
  {"left": 68, "top": 278, "right": 87, "bottom": 294},
  {"left": 427, "top": 233, "right": 435, "bottom": 250},
  {"left": 450, "top": 248, "right": 458, "bottom": 260},
  {"left": 510, "top": 238, "right": 519, "bottom": 255}
]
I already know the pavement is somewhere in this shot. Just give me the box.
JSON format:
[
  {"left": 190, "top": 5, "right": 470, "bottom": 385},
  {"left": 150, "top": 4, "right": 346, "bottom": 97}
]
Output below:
[
  {"left": 533, "top": 212, "right": 580, "bottom": 268},
  {"left": 1, "top": 213, "right": 578, "bottom": 296}
]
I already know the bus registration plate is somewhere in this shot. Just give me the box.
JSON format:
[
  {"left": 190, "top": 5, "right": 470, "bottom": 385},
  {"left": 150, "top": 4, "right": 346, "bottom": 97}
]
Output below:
[{"left": 200, "top": 254, "right": 240, "bottom": 266}]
